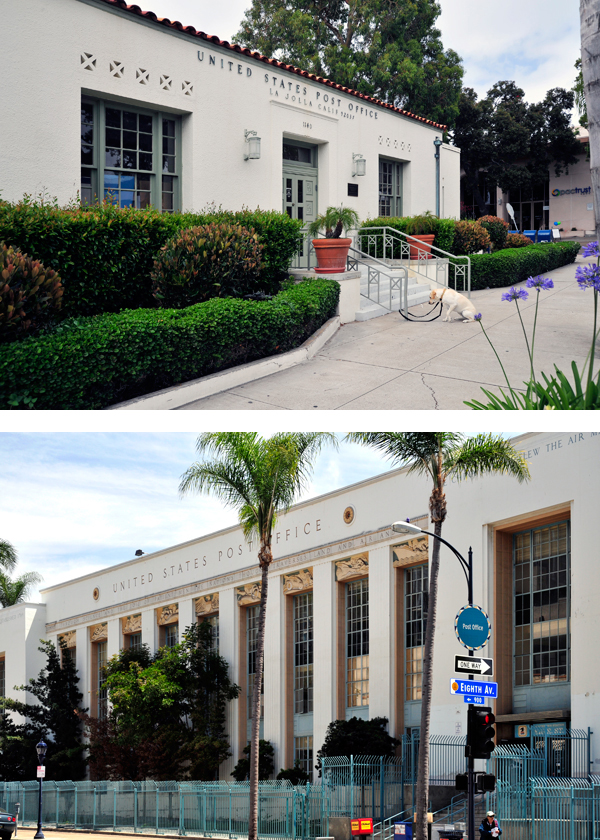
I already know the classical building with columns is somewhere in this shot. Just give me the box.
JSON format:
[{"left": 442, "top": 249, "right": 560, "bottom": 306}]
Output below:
[{"left": 1, "top": 431, "right": 598, "bottom": 780}]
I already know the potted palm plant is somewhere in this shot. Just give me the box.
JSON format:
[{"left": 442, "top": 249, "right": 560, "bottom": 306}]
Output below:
[
  {"left": 307, "top": 206, "right": 360, "bottom": 273},
  {"left": 404, "top": 211, "right": 438, "bottom": 259}
]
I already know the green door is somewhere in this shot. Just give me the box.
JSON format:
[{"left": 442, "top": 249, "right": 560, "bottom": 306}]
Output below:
[{"left": 283, "top": 172, "right": 317, "bottom": 269}]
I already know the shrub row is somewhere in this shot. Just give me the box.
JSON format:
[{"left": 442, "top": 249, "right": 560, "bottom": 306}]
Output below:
[
  {"left": 461, "top": 242, "right": 581, "bottom": 291},
  {"left": 0, "top": 200, "right": 304, "bottom": 317},
  {"left": 360, "top": 216, "right": 456, "bottom": 255},
  {"left": 0, "top": 278, "right": 339, "bottom": 410}
]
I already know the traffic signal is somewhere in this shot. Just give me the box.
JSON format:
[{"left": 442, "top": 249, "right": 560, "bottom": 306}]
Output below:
[
  {"left": 477, "top": 773, "right": 496, "bottom": 792},
  {"left": 455, "top": 773, "right": 468, "bottom": 791},
  {"left": 467, "top": 705, "right": 496, "bottom": 758}
]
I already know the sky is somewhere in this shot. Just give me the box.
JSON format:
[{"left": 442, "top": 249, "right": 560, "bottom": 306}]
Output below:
[{"left": 137, "top": 0, "right": 582, "bottom": 109}]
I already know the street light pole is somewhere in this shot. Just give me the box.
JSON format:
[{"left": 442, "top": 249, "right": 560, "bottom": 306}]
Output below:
[
  {"left": 392, "top": 522, "right": 476, "bottom": 840},
  {"left": 433, "top": 137, "right": 443, "bottom": 217},
  {"left": 34, "top": 739, "right": 47, "bottom": 840}
]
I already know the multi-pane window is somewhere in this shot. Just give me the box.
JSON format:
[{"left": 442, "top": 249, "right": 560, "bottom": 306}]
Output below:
[
  {"left": 80, "top": 97, "right": 179, "bottom": 212},
  {"left": 0, "top": 658, "right": 5, "bottom": 699},
  {"left": 346, "top": 579, "right": 369, "bottom": 708},
  {"left": 294, "top": 735, "right": 313, "bottom": 775},
  {"left": 164, "top": 624, "right": 178, "bottom": 649},
  {"left": 128, "top": 633, "right": 142, "bottom": 652},
  {"left": 379, "top": 159, "right": 403, "bottom": 217},
  {"left": 247, "top": 605, "right": 264, "bottom": 719},
  {"left": 514, "top": 522, "right": 570, "bottom": 686},
  {"left": 405, "top": 565, "right": 429, "bottom": 701},
  {"left": 97, "top": 641, "right": 108, "bottom": 721},
  {"left": 205, "top": 614, "right": 219, "bottom": 653},
  {"left": 294, "top": 593, "right": 313, "bottom": 714}
]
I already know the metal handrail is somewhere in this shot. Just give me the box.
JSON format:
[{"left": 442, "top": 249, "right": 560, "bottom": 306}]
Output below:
[
  {"left": 373, "top": 809, "right": 412, "bottom": 840},
  {"left": 346, "top": 245, "right": 409, "bottom": 314}
]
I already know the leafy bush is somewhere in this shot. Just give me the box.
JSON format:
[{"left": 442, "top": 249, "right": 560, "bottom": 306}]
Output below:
[
  {"left": 151, "top": 223, "right": 264, "bottom": 308},
  {"left": 232, "top": 740, "right": 274, "bottom": 781},
  {"left": 452, "top": 220, "right": 491, "bottom": 255},
  {"left": 476, "top": 215, "right": 509, "bottom": 250},
  {"left": 0, "top": 243, "right": 63, "bottom": 343},
  {"left": 505, "top": 233, "right": 534, "bottom": 248},
  {"left": 0, "top": 278, "right": 339, "bottom": 410},
  {"left": 0, "top": 199, "right": 304, "bottom": 317},
  {"left": 359, "top": 216, "right": 456, "bottom": 256},
  {"left": 276, "top": 763, "right": 310, "bottom": 785},
  {"left": 460, "top": 242, "right": 580, "bottom": 291}
]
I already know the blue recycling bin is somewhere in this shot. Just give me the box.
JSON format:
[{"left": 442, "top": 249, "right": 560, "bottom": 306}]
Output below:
[{"left": 394, "top": 823, "right": 413, "bottom": 840}]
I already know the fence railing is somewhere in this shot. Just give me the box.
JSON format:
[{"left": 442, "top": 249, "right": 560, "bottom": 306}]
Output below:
[{"left": 0, "top": 780, "right": 327, "bottom": 840}]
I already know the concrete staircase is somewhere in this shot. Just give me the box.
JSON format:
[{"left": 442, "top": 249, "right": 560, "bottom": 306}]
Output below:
[{"left": 356, "top": 260, "right": 432, "bottom": 321}]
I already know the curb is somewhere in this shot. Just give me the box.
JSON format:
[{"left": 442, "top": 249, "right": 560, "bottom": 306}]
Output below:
[{"left": 109, "top": 316, "right": 341, "bottom": 410}]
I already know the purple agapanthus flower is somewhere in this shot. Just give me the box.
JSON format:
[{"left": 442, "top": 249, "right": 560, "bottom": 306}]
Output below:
[
  {"left": 575, "top": 263, "right": 600, "bottom": 292},
  {"left": 501, "top": 287, "right": 529, "bottom": 302},
  {"left": 582, "top": 240, "right": 600, "bottom": 258},
  {"left": 474, "top": 313, "right": 483, "bottom": 321},
  {"left": 526, "top": 275, "right": 554, "bottom": 291}
]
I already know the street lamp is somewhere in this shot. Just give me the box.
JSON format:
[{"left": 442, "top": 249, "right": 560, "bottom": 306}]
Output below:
[
  {"left": 392, "top": 520, "right": 477, "bottom": 840},
  {"left": 34, "top": 739, "right": 47, "bottom": 840},
  {"left": 433, "top": 137, "right": 443, "bottom": 217}
]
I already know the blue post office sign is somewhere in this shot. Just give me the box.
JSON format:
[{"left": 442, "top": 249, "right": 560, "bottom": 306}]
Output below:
[{"left": 454, "top": 604, "right": 491, "bottom": 650}]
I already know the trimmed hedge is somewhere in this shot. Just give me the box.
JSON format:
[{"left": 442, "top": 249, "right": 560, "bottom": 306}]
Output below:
[
  {"left": 0, "top": 278, "right": 339, "bottom": 410},
  {"left": 0, "top": 201, "right": 304, "bottom": 317},
  {"left": 465, "top": 242, "right": 581, "bottom": 290},
  {"left": 360, "top": 216, "right": 456, "bottom": 255}
]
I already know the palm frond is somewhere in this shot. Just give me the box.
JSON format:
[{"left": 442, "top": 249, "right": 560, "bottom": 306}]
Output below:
[
  {"left": 345, "top": 432, "right": 462, "bottom": 485},
  {"left": 0, "top": 539, "right": 18, "bottom": 572},
  {"left": 445, "top": 434, "right": 530, "bottom": 483},
  {"left": 0, "top": 570, "right": 43, "bottom": 607}
]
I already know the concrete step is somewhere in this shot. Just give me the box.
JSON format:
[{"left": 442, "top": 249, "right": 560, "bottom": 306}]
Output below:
[{"left": 357, "top": 279, "right": 431, "bottom": 321}]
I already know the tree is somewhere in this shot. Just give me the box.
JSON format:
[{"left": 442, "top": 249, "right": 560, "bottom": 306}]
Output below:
[
  {"left": 316, "top": 716, "right": 399, "bottom": 774},
  {"left": 180, "top": 432, "right": 335, "bottom": 840},
  {"left": 0, "top": 639, "right": 86, "bottom": 780},
  {"left": 83, "top": 622, "right": 240, "bottom": 780},
  {"left": 233, "top": 0, "right": 464, "bottom": 127},
  {"left": 232, "top": 739, "right": 275, "bottom": 781},
  {"left": 454, "top": 81, "right": 581, "bottom": 217},
  {"left": 573, "top": 58, "right": 587, "bottom": 128},
  {"left": 580, "top": 0, "right": 600, "bottom": 241},
  {"left": 345, "top": 433, "right": 530, "bottom": 840},
  {"left": 0, "top": 537, "right": 42, "bottom": 608}
]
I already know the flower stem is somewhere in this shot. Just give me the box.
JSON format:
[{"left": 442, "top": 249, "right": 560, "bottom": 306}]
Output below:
[
  {"left": 530, "top": 289, "right": 540, "bottom": 373},
  {"left": 478, "top": 322, "right": 522, "bottom": 406},
  {"left": 515, "top": 299, "right": 536, "bottom": 391}
]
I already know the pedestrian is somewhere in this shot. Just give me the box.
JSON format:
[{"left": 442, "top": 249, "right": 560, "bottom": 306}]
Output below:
[{"left": 479, "top": 811, "right": 501, "bottom": 840}]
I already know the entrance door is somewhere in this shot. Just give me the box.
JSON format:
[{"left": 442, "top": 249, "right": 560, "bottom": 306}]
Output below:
[{"left": 283, "top": 173, "right": 317, "bottom": 268}]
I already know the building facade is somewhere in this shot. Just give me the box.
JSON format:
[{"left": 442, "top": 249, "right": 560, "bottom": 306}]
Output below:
[
  {"left": 2, "top": 0, "right": 460, "bottom": 224},
  {"left": 1, "top": 431, "right": 599, "bottom": 779}
]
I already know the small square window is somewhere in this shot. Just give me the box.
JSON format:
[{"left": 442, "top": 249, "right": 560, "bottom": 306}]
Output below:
[{"left": 348, "top": 183, "right": 358, "bottom": 197}]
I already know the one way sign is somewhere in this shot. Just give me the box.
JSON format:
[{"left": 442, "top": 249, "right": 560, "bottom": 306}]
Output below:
[{"left": 454, "top": 655, "right": 493, "bottom": 676}]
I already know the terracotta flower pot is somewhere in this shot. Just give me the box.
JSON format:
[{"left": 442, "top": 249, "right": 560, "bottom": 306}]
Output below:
[
  {"left": 312, "top": 238, "right": 352, "bottom": 273},
  {"left": 408, "top": 233, "right": 435, "bottom": 259}
]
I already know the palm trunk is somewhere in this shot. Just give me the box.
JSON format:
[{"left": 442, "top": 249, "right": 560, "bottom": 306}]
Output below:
[
  {"left": 414, "top": 518, "right": 442, "bottom": 840},
  {"left": 248, "top": 558, "right": 270, "bottom": 840},
  {"left": 581, "top": 0, "right": 600, "bottom": 241}
]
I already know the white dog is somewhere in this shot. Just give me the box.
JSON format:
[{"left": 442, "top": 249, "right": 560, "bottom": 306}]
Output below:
[{"left": 429, "top": 287, "right": 477, "bottom": 322}]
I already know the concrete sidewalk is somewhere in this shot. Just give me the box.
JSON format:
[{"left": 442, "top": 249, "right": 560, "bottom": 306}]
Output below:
[{"left": 176, "top": 256, "right": 597, "bottom": 410}]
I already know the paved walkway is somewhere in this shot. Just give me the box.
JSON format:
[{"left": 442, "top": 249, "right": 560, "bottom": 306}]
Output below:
[{"left": 178, "top": 255, "right": 598, "bottom": 410}]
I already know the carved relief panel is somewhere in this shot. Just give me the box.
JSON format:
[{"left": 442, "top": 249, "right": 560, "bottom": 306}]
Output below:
[
  {"left": 122, "top": 614, "right": 142, "bottom": 634},
  {"left": 89, "top": 622, "right": 108, "bottom": 642},
  {"left": 59, "top": 630, "right": 76, "bottom": 649},
  {"left": 283, "top": 568, "right": 313, "bottom": 594},
  {"left": 335, "top": 552, "right": 369, "bottom": 581},
  {"left": 392, "top": 535, "right": 429, "bottom": 568},
  {"left": 195, "top": 592, "right": 219, "bottom": 616},
  {"left": 236, "top": 582, "right": 261, "bottom": 605},
  {"left": 157, "top": 603, "right": 179, "bottom": 626}
]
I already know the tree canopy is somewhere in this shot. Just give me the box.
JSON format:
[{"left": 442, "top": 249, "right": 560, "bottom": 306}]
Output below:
[
  {"left": 316, "top": 716, "right": 400, "bottom": 773},
  {"left": 0, "top": 537, "right": 42, "bottom": 607},
  {"left": 233, "top": 0, "right": 464, "bottom": 127},
  {"left": 453, "top": 81, "right": 581, "bottom": 216},
  {"left": 83, "top": 621, "right": 240, "bottom": 780},
  {"left": 0, "top": 639, "right": 86, "bottom": 781}
]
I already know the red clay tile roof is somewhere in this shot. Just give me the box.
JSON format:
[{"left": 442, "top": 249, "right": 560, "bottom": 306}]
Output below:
[{"left": 98, "top": 0, "right": 447, "bottom": 130}]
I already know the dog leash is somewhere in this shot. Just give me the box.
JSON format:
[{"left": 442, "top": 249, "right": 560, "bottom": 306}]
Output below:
[{"left": 398, "top": 300, "right": 443, "bottom": 322}]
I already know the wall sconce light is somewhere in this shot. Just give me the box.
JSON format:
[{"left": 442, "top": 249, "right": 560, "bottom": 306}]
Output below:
[
  {"left": 352, "top": 153, "right": 366, "bottom": 177},
  {"left": 244, "top": 129, "right": 261, "bottom": 160}
]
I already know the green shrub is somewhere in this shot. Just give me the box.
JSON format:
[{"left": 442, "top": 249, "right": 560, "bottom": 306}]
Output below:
[
  {"left": 476, "top": 215, "right": 509, "bottom": 250},
  {"left": 0, "top": 278, "right": 339, "bottom": 410},
  {"left": 505, "top": 233, "right": 534, "bottom": 248},
  {"left": 0, "top": 243, "right": 63, "bottom": 343},
  {"left": 460, "top": 242, "right": 581, "bottom": 291},
  {"left": 151, "top": 223, "right": 264, "bottom": 308},
  {"left": 452, "top": 220, "right": 491, "bottom": 255},
  {"left": 0, "top": 199, "right": 304, "bottom": 317},
  {"left": 359, "top": 216, "right": 456, "bottom": 257}
]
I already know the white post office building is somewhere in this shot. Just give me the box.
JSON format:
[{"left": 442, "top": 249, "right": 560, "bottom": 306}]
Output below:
[
  {"left": 3, "top": 0, "right": 460, "bottom": 223},
  {"left": 0, "top": 431, "right": 599, "bottom": 780}
]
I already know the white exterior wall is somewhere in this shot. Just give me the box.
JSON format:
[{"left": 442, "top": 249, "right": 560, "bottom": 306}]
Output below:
[
  {"left": 2, "top": 0, "right": 459, "bottom": 220},
  {"left": 0, "top": 604, "right": 47, "bottom": 719},
  {"left": 1, "top": 432, "right": 599, "bottom": 776}
]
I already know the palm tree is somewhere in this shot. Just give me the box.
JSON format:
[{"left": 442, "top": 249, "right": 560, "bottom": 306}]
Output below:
[
  {"left": 179, "top": 432, "right": 336, "bottom": 840},
  {"left": 0, "top": 538, "right": 42, "bottom": 607},
  {"left": 345, "top": 433, "right": 530, "bottom": 840}
]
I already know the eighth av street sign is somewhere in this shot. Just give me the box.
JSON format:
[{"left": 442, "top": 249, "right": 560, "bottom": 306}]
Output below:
[{"left": 455, "top": 655, "right": 494, "bottom": 676}]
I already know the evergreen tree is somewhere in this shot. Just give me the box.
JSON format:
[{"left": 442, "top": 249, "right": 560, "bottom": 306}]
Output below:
[
  {"left": 316, "top": 717, "right": 399, "bottom": 775},
  {"left": 233, "top": 0, "right": 464, "bottom": 127},
  {"left": 1, "top": 639, "right": 86, "bottom": 781}
]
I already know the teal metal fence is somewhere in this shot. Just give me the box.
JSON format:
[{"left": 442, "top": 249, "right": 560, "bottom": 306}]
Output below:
[{"left": 0, "top": 780, "right": 327, "bottom": 840}]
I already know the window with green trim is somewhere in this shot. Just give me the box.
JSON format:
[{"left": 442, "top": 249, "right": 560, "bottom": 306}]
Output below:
[{"left": 81, "top": 97, "right": 180, "bottom": 212}]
